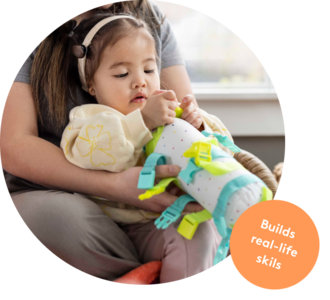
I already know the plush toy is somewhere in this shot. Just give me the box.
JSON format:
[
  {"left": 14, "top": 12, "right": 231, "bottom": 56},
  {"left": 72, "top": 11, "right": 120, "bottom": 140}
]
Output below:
[
  {"left": 138, "top": 108, "right": 273, "bottom": 264},
  {"left": 114, "top": 261, "right": 162, "bottom": 285}
]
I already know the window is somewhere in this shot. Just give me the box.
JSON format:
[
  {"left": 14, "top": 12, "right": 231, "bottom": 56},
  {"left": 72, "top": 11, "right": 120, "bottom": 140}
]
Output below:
[{"left": 156, "top": 1, "right": 274, "bottom": 92}]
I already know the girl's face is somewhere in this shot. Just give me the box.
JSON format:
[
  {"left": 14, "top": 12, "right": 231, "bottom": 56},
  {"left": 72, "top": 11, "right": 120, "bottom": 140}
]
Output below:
[{"left": 89, "top": 30, "right": 160, "bottom": 115}]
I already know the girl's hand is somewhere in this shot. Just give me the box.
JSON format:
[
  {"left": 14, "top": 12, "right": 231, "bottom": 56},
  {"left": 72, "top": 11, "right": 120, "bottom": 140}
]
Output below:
[
  {"left": 109, "top": 165, "right": 203, "bottom": 213},
  {"left": 141, "top": 90, "right": 178, "bottom": 130},
  {"left": 179, "top": 94, "right": 203, "bottom": 130}
]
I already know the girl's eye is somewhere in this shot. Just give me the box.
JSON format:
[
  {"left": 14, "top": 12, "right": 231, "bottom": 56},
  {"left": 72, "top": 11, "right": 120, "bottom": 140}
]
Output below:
[
  {"left": 115, "top": 73, "right": 128, "bottom": 78},
  {"left": 145, "top": 70, "right": 155, "bottom": 74}
]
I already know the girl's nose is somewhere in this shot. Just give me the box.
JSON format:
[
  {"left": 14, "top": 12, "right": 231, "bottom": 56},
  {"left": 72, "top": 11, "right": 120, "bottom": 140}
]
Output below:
[{"left": 132, "top": 75, "right": 147, "bottom": 89}]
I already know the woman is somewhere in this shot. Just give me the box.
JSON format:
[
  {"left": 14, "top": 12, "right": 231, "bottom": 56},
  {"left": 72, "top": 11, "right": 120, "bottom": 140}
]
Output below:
[{"left": 1, "top": 1, "right": 212, "bottom": 281}]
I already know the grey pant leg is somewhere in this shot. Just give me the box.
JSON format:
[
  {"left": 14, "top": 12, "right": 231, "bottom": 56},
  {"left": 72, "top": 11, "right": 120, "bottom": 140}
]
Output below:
[
  {"left": 121, "top": 217, "right": 221, "bottom": 283},
  {"left": 11, "top": 189, "right": 141, "bottom": 280}
]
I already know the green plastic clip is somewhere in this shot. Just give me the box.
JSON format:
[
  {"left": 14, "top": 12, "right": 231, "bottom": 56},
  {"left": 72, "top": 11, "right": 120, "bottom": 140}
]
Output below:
[{"left": 177, "top": 209, "right": 212, "bottom": 240}]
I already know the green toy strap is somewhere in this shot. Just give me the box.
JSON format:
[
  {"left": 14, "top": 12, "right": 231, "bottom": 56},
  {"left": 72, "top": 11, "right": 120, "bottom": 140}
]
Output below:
[
  {"left": 198, "top": 160, "right": 245, "bottom": 176},
  {"left": 138, "top": 177, "right": 180, "bottom": 201},
  {"left": 145, "top": 126, "right": 164, "bottom": 157}
]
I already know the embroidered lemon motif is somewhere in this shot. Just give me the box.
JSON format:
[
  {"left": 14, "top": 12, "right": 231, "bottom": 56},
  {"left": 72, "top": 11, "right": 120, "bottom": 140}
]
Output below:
[
  {"left": 62, "top": 125, "right": 72, "bottom": 155},
  {"left": 76, "top": 124, "right": 115, "bottom": 167},
  {"left": 64, "top": 138, "right": 69, "bottom": 155}
]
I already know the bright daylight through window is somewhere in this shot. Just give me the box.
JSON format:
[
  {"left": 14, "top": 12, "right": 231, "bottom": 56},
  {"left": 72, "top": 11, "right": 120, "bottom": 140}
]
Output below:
[{"left": 156, "top": 2, "right": 275, "bottom": 97}]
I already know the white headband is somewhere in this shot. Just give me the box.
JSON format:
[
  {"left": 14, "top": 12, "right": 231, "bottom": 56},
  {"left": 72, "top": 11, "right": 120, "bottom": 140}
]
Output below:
[{"left": 78, "top": 15, "right": 137, "bottom": 92}]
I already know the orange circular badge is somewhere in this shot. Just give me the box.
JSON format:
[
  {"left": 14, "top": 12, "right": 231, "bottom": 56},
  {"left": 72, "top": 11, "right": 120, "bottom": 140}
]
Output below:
[{"left": 230, "top": 200, "right": 319, "bottom": 289}]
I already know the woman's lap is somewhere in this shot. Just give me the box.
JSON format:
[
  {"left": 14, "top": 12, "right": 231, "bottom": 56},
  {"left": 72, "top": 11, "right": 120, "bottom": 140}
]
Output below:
[
  {"left": 121, "top": 217, "right": 221, "bottom": 283},
  {"left": 11, "top": 189, "right": 220, "bottom": 282},
  {"left": 11, "top": 189, "right": 141, "bottom": 280}
]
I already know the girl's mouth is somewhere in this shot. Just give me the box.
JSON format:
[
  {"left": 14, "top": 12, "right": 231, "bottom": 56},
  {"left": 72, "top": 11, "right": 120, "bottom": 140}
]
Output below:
[{"left": 131, "top": 96, "right": 146, "bottom": 103}]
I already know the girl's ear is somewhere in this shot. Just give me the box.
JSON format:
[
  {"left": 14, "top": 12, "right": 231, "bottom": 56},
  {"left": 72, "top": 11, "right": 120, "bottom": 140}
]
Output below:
[{"left": 88, "top": 84, "right": 96, "bottom": 97}]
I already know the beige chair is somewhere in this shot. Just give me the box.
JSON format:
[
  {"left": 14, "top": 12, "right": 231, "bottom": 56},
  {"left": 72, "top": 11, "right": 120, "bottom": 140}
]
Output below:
[{"left": 234, "top": 149, "right": 278, "bottom": 197}]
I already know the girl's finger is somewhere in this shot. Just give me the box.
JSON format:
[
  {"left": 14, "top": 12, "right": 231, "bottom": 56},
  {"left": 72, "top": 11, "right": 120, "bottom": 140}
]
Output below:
[
  {"left": 167, "top": 108, "right": 176, "bottom": 118},
  {"left": 165, "top": 116, "right": 175, "bottom": 125},
  {"left": 181, "top": 102, "right": 196, "bottom": 120},
  {"left": 166, "top": 100, "right": 178, "bottom": 111},
  {"left": 155, "top": 165, "right": 180, "bottom": 178},
  {"left": 152, "top": 89, "right": 166, "bottom": 96},
  {"left": 162, "top": 90, "right": 178, "bottom": 103},
  {"left": 179, "top": 94, "right": 193, "bottom": 109},
  {"left": 191, "top": 117, "right": 203, "bottom": 129},
  {"left": 181, "top": 94, "right": 194, "bottom": 104},
  {"left": 181, "top": 106, "right": 198, "bottom": 124},
  {"left": 168, "top": 185, "right": 181, "bottom": 196},
  {"left": 184, "top": 202, "right": 204, "bottom": 213}
]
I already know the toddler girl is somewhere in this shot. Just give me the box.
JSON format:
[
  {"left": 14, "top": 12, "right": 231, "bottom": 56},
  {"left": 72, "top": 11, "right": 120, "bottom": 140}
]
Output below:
[{"left": 60, "top": 13, "right": 233, "bottom": 283}]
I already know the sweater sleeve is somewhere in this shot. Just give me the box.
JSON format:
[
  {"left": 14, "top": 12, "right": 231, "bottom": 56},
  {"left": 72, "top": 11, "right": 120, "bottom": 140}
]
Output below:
[
  {"left": 199, "top": 108, "right": 235, "bottom": 156},
  {"left": 60, "top": 105, "right": 153, "bottom": 172}
]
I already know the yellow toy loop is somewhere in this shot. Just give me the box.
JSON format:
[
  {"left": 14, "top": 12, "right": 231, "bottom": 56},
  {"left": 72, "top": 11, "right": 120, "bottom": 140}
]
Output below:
[
  {"left": 260, "top": 186, "right": 273, "bottom": 202},
  {"left": 198, "top": 160, "right": 245, "bottom": 176},
  {"left": 198, "top": 137, "right": 219, "bottom": 146},
  {"left": 138, "top": 177, "right": 180, "bottom": 200},
  {"left": 138, "top": 186, "right": 165, "bottom": 201}
]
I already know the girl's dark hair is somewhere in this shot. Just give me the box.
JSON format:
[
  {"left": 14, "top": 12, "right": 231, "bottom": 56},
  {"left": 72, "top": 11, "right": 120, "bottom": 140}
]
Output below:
[
  {"left": 31, "top": 0, "right": 163, "bottom": 135},
  {"left": 76, "top": 15, "right": 154, "bottom": 91}
]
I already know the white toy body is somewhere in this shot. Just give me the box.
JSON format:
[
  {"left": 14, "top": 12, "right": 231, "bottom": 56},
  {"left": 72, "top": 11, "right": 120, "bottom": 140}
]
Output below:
[
  {"left": 138, "top": 117, "right": 272, "bottom": 263},
  {"left": 153, "top": 118, "right": 265, "bottom": 228}
]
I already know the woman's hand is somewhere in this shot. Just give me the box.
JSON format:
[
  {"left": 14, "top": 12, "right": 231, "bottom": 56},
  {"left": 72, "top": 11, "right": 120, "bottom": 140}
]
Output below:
[
  {"left": 107, "top": 165, "right": 203, "bottom": 213},
  {"left": 179, "top": 94, "right": 203, "bottom": 130},
  {"left": 141, "top": 90, "right": 178, "bottom": 131}
]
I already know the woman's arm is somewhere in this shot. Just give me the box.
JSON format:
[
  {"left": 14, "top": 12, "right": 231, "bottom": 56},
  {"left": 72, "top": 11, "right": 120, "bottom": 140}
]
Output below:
[
  {"left": 1, "top": 82, "right": 202, "bottom": 213},
  {"left": 160, "top": 65, "right": 198, "bottom": 108},
  {"left": 153, "top": 2, "right": 198, "bottom": 107}
]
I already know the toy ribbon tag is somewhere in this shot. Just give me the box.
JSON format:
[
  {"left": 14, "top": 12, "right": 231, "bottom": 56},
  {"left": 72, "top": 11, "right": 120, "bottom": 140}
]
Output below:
[
  {"left": 139, "top": 177, "right": 180, "bottom": 201},
  {"left": 202, "top": 131, "right": 241, "bottom": 153}
]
